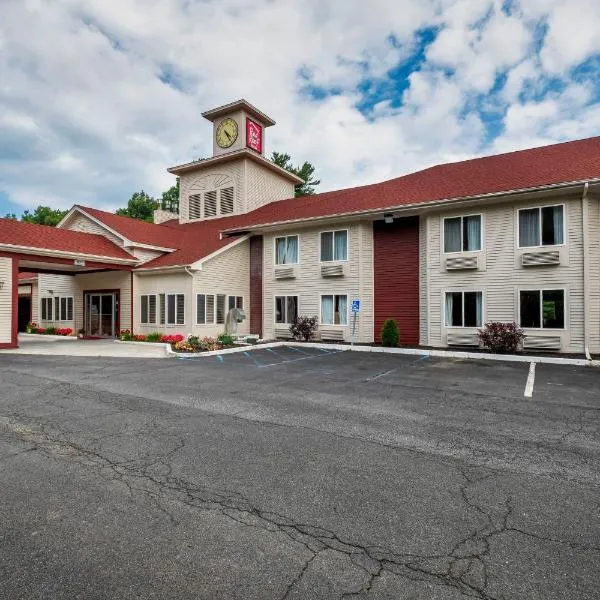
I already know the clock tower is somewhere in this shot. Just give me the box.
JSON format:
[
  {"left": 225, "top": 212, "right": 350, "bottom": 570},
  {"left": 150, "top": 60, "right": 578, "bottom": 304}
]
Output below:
[{"left": 201, "top": 99, "right": 276, "bottom": 158}]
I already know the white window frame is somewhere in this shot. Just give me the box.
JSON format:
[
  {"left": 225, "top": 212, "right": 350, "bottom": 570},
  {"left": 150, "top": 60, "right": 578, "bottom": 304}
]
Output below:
[
  {"left": 442, "top": 214, "right": 483, "bottom": 254},
  {"left": 274, "top": 295, "right": 298, "bottom": 324},
  {"left": 319, "top": 293, "right": 349, "bottom": 326},
  {"left": 59, "top": 296, "right": 74, "bottom": 322},
  {"left": 40, "top": 297, "right": 53, "bottom": 321},
  {"left": 517, "top": 287, "right": 566, "bottom": 330},
  {"left": 517, "top": 203, "right": 566, "bottom": 249},
  {"left": 166, "top": 293, "right": 185, "bottom": 326},
  {"left": 274, "top": 235, "right": 299, "bottom": 265},
  {"left": 140, "top": 294, "right": 158, "bottom": 325},
  {"left": 444, "top": 290, "right": 484, "bottom": 328},
  {"left": 228, "top": 295, "right": 244, "bottom": 311},
  {"left": 320, "top": 229, "right": 349, "bottom": 263}
]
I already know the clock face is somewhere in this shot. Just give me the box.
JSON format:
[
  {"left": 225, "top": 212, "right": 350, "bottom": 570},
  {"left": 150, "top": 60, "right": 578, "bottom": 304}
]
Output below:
[{"left": 216, "top": 118, "right": 238, "bottom": 149}]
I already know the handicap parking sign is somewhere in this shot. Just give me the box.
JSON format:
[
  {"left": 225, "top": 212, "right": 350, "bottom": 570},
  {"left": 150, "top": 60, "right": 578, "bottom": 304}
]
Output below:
[{"left": 351, "top": 299, "right": 360, "bottom": 313}]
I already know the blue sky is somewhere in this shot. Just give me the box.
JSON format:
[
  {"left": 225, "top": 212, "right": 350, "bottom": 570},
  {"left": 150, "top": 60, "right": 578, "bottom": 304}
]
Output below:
[{"left": 1, "top": 0, "right": 600, "bottom": 215}]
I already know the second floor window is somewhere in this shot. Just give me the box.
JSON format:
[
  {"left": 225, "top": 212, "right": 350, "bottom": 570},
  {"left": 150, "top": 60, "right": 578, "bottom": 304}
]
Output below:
[
  {"left": 519, "top": 205, "right": 564, "bottom": 247},
  {"left": 275, "top": 235, "right": 298, "bottom": 264},
  {"left": 321, "top": 230, "right": 348, "bottom": 261},
  {"left": 444, "top": 215, "right": 481, "bottom": 253}
]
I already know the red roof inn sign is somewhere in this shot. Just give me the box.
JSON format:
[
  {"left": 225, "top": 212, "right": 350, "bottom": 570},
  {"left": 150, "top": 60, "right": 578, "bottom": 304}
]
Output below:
[{"left": 246, "top": 118, "right": 262, "bottom": 153}]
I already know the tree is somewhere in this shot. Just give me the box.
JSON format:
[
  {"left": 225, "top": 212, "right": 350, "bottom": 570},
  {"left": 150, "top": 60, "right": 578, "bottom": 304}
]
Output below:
[
  {"left": 160, "top": 178, "right": 180, "bottom": 214},
  {"left": 19, "top": 206, "right": 68, "bottom": 226},
  {"left": 116, "top": 190, "right": 159, "bottom": 223},
  {"left": 271, "top": 152, "right": 321, "bottom": 197}
]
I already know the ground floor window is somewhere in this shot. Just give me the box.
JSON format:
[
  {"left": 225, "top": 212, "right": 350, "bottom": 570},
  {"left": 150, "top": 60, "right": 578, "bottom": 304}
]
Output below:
[
  {"left": 321, "top": 294, "right": 348, "bottom": 325},
  {"left": 166, "top": 294, "right": 185, "bottom": 325},
  {"left": 59, "top": 297, "right": 74, "bottom": 321},
  {"left": 196, "top": 294, "right": 216, "bottom": 324},
  {"left": 275, "top": 296, "right": 298, "bottom": 324},
  {"left": 41, "top": 297, "right": 53, "bottom": 321},
  {"left": 520, "top": 289, "right": 564, "bottom": 329},
  {"left": 140, "top": 294, "right": 157, "bottom": 325},
  {"left": 228, "top": 296, "right": 244, "bottom": 310},
  {"left": 445, "top": 291, "right": 483, "bottom": 327}
]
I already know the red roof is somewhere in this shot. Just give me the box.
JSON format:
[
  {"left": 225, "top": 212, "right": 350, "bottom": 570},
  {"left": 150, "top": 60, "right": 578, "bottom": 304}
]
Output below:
[
  {"left": 19, "top": 272, "right": 37, "bottom": 281},
  {"left": 224, "top": 136, "right": 600, "bottom": 230},
  {"left": 74, "top": 206, "right": 184, "bottom": 249},
  {"left": 0, "top": 218, "right": 136, "bottom": 261}
]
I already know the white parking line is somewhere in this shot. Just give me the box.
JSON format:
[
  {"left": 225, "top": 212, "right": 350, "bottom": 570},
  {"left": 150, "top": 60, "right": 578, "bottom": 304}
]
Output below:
[{"left": 524, "top": 362, "right": 536, "bottom": 398}]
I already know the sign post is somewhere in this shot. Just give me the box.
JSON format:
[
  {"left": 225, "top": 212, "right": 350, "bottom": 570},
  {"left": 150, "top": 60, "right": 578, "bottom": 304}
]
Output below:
[{"left": 351, "top": 299, "right": 360, "bottom": 346}]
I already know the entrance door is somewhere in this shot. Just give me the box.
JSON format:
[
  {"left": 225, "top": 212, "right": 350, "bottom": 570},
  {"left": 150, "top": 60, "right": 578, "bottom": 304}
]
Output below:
[
  {"left": 18, "top": 296, "right": 31, "bottom": 332},
  {"left": 85, "top": 293, "right": 117, "bottom": 337}
]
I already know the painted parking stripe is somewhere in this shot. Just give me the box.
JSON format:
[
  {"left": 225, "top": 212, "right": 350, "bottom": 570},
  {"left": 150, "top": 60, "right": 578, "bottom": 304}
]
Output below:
[
  {"left": 216, "top": 355, "right": 224, "bottom": 363},
  {"left": 266, "top": 347, "right": 291, "bottom": 360},
  {"left": 244, "top": 351, "right": 264, "bottom": 366},
  {"left": 287, "top": 345, "right": 312, "bottom": 356},
  {"left": 524, "top": 362, "right": 536, "bottom": 398},
  {"left": 258, "top": 350, "right": 345, "bottom": 368}
]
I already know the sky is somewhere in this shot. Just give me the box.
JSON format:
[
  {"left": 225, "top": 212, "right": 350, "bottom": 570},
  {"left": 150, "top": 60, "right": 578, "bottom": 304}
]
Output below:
[{"left": 1, "top": 0, "right": 600, "bottom": 215}]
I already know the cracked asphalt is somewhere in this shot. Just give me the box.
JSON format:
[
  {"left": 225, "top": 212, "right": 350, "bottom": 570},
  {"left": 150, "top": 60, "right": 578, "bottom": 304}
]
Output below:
[{"left": 0, "top": 347, "right": 599, "bottom": 599}]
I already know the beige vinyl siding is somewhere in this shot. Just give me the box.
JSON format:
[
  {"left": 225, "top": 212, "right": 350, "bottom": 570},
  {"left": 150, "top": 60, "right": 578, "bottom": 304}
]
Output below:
[
  {"left": 211, "top": 109, "right": 246, "bottom": 157},
  {"left": 427, "top": 195, "right": 585, "bottom": 353},
  {"left": 245, "top": 159, "right": 295, "bottom": 213},
  {"left": 263, "top": 222, "right": 374, "bottom": 343},
  {"left": 18, "top": 285, "right": 31, "bottom": 295},
  {"left": 134, "top": 272, "right": 192, "bottom": 334},
  {"left": 38, "top": 274, "right": 77, "bottom": 330},
  {"left": 74, "top": 271, "right": 132, "bottom": 333},
  {"left": 588, "top": 194, "right": 600, "bottom": 353},
  {"left": 191, "top": 239, "right": 251, "bottom": 338},
  {"left": 18, "top": 281, "right": 38, "bottom": 324},
  {"left": 129, "top": 247, "right": 164, "bottom": 264},
  {"left": 179, "top": 163, "right": 245, "bottom": 223},
  {"left": 0, "top": 257, "right": 13, "bottom": 343},
  {"left": 419, "top": 216, "right": 429, "bottom": 346},
  {"left": 62, "top": 213, "right": 124, "bottom": 247}
]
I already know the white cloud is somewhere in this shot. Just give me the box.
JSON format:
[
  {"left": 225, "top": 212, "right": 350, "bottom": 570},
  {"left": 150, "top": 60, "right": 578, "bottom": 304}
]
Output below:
[{"left": 0, "top": 0, "right": 599, "bottom": 213}]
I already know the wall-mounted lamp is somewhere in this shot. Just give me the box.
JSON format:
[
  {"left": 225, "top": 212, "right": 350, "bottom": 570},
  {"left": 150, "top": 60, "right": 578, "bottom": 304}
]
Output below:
[
  {"left": 48, "top": 290, "right": 54, "bottom": 295},
  {"left": 0, "top": 280, "right": 4, "bottom": 290},
  {"left": 384, "top": 213, "right": 394, "bottom": 224}
]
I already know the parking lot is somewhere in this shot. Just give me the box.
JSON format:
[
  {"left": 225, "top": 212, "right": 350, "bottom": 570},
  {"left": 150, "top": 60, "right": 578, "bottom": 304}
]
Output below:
[{"left": 0, "top": 348, "right": 599, "bottom": 599}]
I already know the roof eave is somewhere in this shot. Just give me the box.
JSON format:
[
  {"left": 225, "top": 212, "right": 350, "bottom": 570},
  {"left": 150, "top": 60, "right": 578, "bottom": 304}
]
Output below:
[{"left": 201, "top": 99, "right": 276, "bottom": 126}]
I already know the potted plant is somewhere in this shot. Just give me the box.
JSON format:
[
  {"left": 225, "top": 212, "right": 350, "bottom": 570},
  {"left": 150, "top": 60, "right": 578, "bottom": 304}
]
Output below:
[{"left": 77, "top": 328, "right": 85, "bottom": 339}]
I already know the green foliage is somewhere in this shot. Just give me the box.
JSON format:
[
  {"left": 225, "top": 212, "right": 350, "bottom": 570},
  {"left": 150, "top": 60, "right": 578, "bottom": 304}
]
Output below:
[
  {"left": 380, "top": 319, "right": 400, "bottom": 347},
  {"left": 145, "top": 332, "right": 163, "bottom": 343},
  {"left": 116, "top": 190, "right": 159, "bottom": 223},
  {"left": 271, "top": 152, "right": 320, "bottom": 197},
  {"left": 478, "top": 322, "right": 525, "bottom": 353},
  {"left": 4, "top": 213, "right": 17, "bottom": 220},
  {"left": 160, "top": 178, "right": 180, "bottom": 214},
  {"left": 187, "top": 335, "right": 200, "bottom": 348},
  {"left": 45, "top": 326, "right": 57, "bottom": 335},
  {"left": 217, "top": 333, "right": 235, "bottom": 346},
  {"left": 4, "top": 206, "right": 68, "bottom": 226},
  {"left": 289, "top": 315, "right": 319, "bottom": 341}
]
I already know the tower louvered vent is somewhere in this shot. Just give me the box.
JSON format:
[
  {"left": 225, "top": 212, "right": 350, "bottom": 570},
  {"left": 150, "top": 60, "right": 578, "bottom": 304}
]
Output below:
[
  {"left": 204, "top": 190, "right": 217, "bottom": 217},
  {"left": 220, "top": 187, "right": 234, "bottom": 214},
  {"left": 189, "top": 194, "right": 202, "bottom": 220}
]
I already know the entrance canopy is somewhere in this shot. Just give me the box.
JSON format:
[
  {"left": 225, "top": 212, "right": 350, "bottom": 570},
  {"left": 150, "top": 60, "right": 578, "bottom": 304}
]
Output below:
[{"left": 0, "top": 218, "right": 138, "bottom": 348}]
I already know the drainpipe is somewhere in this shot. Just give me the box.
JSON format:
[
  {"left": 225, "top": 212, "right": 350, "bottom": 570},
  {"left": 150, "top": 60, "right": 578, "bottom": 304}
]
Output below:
[{"left": 582, "top": 182, "right": 592, "bottom": 361}]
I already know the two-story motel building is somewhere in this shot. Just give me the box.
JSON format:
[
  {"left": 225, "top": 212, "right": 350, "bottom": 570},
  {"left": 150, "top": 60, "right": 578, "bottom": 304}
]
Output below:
[{"left": 2, "top": 99, "right": 600, "bottom": 355}]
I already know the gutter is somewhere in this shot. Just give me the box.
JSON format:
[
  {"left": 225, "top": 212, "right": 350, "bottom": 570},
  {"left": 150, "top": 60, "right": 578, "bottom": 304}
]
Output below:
[{"left": 582, "top": 182, "right": 592, "bottom": 361}]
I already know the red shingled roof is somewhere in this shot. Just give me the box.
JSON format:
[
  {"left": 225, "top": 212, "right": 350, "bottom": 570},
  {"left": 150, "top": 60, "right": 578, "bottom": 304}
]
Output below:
[
  {"left": 0, "top": 218, "right": 136, "bottom": 261},
  {"left": 74, "top": 205, "right": 184, "bottom": 248},
  {"left": 19, "top": 272, "right": 37, "bottom": 281},
  {"left": 224, "top": 136, "right": 600, "bottom": 231}
]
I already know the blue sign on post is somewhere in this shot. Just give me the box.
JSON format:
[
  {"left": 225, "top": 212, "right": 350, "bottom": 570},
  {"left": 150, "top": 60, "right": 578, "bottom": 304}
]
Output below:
[{"left": 351, "top": 299, "right": 361, "bottom": 313}]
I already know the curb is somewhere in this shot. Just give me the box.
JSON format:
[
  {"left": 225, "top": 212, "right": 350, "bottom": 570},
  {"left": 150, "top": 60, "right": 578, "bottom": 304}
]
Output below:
[
  {"left": 169, "top": 341, "right": 286, "bottom": 359},
  {"left": 19, "top": 333, "right": 77, "bottom": 341}
]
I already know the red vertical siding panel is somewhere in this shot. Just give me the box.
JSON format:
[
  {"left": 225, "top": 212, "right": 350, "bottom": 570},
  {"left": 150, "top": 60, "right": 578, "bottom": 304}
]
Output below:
[
  {"left": 374, "top": 217, "right": 420, "bottom": 345},
  {"left": 249, "top": 235, "right": 263, "bottom": 337}
]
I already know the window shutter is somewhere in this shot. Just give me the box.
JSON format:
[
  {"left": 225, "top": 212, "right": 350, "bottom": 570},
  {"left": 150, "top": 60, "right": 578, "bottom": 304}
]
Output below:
[
  {"left": 167, "top": 295, "right": 175, "bottom": 325},
  {"left": 148, "top": 295, "right": 157, "bottom": 324},
  {"left": 204, "top": 190, "right": 217, "bottom": 217},
  {"left": 141, "top": 295, "right": 149, "bottom": 324},
  {"left": 197, "top": 294, "right": 206, "bottom": 324},
  {"left": 55, "top": 297, "right": 61, "bottom": 321},
  {"left": 206, "top": 295, "right": 215, "bottom": 324},
  {"left": 67, "top": 297, "right": 74, "bottom": 321},
  {"left": 236, "top": 296, "right": 243, "bottom": 309},
  {"left": 216, "top": 294, "right": 225, "bottom": 324},
  {"left": 176, "top": 294, "right": 185, "bottom": 325},
  {"left": 60, "top": 297, "right": 67, "bottom": 321},
  {"left": 189, "top": 194, "right": 202, "bottom": 220},
  {"left": 228, "top": 296, "right": 236, "bottom": 311},
  {"left": 41, "top": 298, "right": 47, "bottom": 321},
  {"left": 159, "top": 294, "right": 165, "bottom": 325},
  {"left": 219, "top": 187, "right": 234, "bottom": 214}
]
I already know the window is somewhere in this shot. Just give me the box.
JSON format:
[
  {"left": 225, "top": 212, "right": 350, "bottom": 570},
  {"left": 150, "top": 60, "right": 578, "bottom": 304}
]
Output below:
[
  {"left": 321, "top": 230, "right": 348, "bottom": 262},
  {"left": 445, "top": 291, "right": 483, "bottom": 327},
  {"left": 220, "top": 187, "right": 234, "bottom": 214},
  {"left": 321, "top": 294, "right": 348, "bottom": 325},
  {"left": 519, "top": 205, "right": 564, "bottom": 247},
  {"left": 204, "top": 190, "right": 217, "bottom": 217},
  {"left": 159, "top": 294, "right": 165, "bottom": 325},
  {"left": 216, "top": 294, "right": 226, "bottom": 324},
  {"left": 196, "top": 294, "right": 215, "bottom": 324},
  {"left": 60, "top": 297, "right": 74, "bottom": 321},
  {"left": 166, "top": 294, "right": 185, "bottom": 325},
  {"left": 228, "top": 296, "right": 244, "bottom": 310},
  {"left": 54, "top": 297, "right": 61, "bottom": 321},
  {"left": 140, "top": 295, "right": 157, "bottom": 325},
  {"left": 275, "top": 295, "right": 298, "bottom": 324},
  {"left": 275, "top": 235, "right": 299, "bottom": 265},
  {"left": 520, "top": 289, "right": 564, "bottom": 329},
  {"left": 41, "top": 297, "right": 53, "bottom": 321},
  {"left": 444, "top": 215, "right": 482, "bottom": 253}
]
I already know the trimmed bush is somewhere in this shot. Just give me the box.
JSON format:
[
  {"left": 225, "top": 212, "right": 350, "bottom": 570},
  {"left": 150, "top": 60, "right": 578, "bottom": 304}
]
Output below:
[
  {"left": 145, "top": 332, "right": 163, "bottom": 343},
  {"left": 478, "top": 322, "right": 525, "bottom": 353},
  {"left": 45, "top": 327, "right": 57, "bottom": 336},
  {"left": 289, "top": 315, "right": 318, "bottom": 342},
  {"left": 380, "top": 319, "right": 400, "bottom": 347},
  {"left": 218, "top": 333, "right": 235, "bottom": 346}
]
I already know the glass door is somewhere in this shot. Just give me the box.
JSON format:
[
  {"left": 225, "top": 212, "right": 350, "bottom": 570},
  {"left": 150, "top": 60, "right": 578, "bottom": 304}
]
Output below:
[{"left": 85, "top": 293, "right": 116, "bottom": 337}]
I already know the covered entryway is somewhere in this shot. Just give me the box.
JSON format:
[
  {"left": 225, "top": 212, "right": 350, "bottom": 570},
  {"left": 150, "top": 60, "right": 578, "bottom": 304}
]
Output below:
[
  {"left": 18, "top": 296, "right": 31, "bottom": 332},
  {"left": 84, "top": 292, "right": 119, "bottom": 338}
]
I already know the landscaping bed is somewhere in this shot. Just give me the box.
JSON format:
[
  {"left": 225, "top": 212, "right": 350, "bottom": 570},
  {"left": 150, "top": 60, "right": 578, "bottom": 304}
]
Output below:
[
  {"left": 25, "top": 323, "right": 73, "bottom": 336},
  {"left": 118, "top": 330, "right": 254, "bottom": 354}
]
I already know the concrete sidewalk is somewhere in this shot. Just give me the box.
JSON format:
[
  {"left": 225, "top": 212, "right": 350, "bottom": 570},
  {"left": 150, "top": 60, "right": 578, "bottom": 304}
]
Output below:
[{"left": 0, "top": 336, "right": 167, "bottom": 358}]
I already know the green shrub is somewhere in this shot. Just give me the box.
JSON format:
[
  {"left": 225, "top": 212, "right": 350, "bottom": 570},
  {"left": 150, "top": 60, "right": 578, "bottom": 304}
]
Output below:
[
  {"left": 217, "top": 333, "right": 235, "bottom": 346},
  {"left": 380, "top": 319, "right": 400, "bottom": 347},
  {"left": 45, "top": 327, "right": 57, "bottom": 335},
  {"left": 187, "top": 335, "right": 200, "bottom": 348},
  {"left": 289, "top": 316, "right": 318, "bottom": 341},
  {"left": 478, "top": 322, "right": 525, "bottom": 353},
  {"left": 145, "top": 332, "right": 162, "bottom": 343}
]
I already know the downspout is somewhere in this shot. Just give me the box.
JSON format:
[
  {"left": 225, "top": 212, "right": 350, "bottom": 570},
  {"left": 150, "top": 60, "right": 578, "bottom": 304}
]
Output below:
[{"left": 582, "top": 182, "right": 592, "bottom": 361}]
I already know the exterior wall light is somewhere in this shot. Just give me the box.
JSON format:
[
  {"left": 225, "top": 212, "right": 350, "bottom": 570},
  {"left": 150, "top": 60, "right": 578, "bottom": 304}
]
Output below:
[{"left": 384, "top": 213, "right": 394, "bottom": 224}]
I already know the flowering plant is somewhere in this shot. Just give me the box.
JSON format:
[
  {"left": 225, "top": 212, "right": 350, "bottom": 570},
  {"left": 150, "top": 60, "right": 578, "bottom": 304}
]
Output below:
[
  {"left": 173, "top": 341, "right": 197, "bottom": 353},
  {"left": 56, "top": 328, "right": 73, "bottom": 336},
  {"left": 133, "top": 334, "right": 147, "bottom": 342},
  {"left": 26, "top": 322, "right": 38, "bottom": 334},
  {"left": 160, "top": 334, "right": 184, "bottom": 344},
  {"left": 120, "top": 329, "right": 132, "bottom": 341}
]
